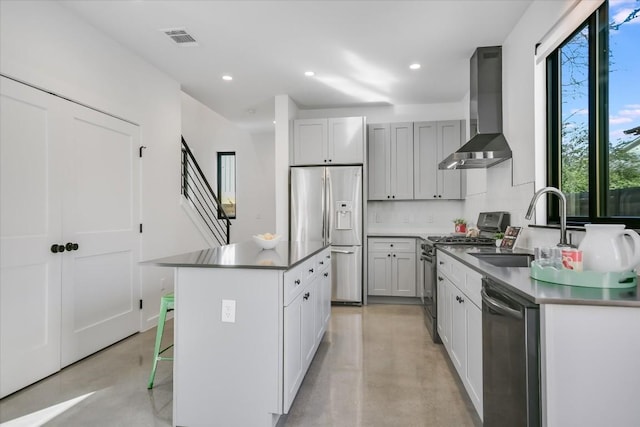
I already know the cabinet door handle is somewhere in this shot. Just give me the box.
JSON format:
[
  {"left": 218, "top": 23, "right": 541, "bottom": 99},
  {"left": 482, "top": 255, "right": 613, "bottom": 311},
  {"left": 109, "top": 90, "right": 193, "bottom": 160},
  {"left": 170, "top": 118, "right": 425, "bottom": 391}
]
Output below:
[
  {"left": 387, "top": 195, "right": 390, "bottom": 199},
  {"left": 438, "top": 195, "right": 442, "bottom": 198},
  {"left": 295, "top": 279, "right": 301, "bottom": 285},
  {"left": 392, "top": 254, "right": 396, "bottom": 257},
  {"left": 387, "top": 254, "right": 391, "bottom": 257},
  {"left": 456, "top": 295, "right": 460, "bottom": 302},
  {"left": 309, "top": 268, "right": 314, "bottom": 273},
  {"left": 324, "top": 272, "right": 329, "bottom": 277},
  {"left": 439, "top": 261, "right": 444, "bottom": 265},
  {"left": 303, "top": 292, "right": 310, "bottom": 300},
  {"left": 392, "top": 195, "right": 395, "bottom": 198},
  {"left": 390, "top": 244, "right": 394, "bottom": 247},
  {"left": 438, "top": 276, "right": 443, "bottom": 281},
  {"left": 319, "top": 261, "right": 324, "bottom": 265}
]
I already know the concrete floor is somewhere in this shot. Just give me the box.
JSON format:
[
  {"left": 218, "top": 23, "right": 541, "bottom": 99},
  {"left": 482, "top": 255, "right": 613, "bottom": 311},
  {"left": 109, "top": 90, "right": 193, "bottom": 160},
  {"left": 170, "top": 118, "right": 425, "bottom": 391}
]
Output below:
[{"left": 0, "top": 304, "right": 481, "bottom": 427}]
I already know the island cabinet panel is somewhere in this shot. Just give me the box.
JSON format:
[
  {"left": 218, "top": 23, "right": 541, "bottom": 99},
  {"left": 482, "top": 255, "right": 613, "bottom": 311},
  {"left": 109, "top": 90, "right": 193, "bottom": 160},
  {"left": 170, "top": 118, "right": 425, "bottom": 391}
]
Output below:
[
  {"left": 166, "top": 244, "right": 331, "bottom": 427},
  {"left": 284, "top": 290, "right": 304, "bottom": 411},
  {"left": 173, "top": 268, "right": 282, "bottom": 427}
]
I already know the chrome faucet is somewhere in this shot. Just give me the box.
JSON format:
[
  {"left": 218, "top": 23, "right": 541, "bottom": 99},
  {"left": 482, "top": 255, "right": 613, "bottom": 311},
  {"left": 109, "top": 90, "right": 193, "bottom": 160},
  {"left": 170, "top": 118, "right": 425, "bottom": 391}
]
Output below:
[{"left": 525, "top": 186, "right": 574, "bottom": 247}]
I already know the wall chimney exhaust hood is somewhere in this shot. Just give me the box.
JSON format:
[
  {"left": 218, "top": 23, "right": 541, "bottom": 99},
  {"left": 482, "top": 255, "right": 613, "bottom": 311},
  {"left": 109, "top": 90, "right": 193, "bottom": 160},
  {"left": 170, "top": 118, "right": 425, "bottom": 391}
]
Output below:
[{"left": 439, "top": 46, "right": 512, "bottom": 170}]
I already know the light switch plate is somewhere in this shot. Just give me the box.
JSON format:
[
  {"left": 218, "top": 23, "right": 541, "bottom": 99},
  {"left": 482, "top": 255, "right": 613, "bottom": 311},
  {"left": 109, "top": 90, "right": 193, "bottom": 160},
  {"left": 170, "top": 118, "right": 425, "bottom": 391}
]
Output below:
[{"left": 221, "top": 299, "right": 236, "bottom": 323}]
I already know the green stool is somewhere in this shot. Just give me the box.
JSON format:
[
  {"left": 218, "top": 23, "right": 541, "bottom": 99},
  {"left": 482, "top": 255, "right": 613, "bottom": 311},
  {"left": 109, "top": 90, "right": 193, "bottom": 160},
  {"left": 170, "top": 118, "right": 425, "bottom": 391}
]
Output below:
[{"left": 147, "top": 292, "right": 175, "bottom": 389}]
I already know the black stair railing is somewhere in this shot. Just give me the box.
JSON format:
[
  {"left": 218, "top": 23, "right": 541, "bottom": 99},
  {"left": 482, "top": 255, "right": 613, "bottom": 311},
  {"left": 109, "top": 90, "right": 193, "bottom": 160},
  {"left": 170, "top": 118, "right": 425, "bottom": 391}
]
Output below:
[{"left": 181, "top": 137, "right": 230, "bottom": 245}]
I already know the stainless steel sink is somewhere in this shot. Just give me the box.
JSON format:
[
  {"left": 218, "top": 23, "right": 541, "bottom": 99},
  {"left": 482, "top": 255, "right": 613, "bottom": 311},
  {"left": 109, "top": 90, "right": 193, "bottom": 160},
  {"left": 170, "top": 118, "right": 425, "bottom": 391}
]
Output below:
[{"left": 469, "top": 252, "right": 534, "bottom": 267}]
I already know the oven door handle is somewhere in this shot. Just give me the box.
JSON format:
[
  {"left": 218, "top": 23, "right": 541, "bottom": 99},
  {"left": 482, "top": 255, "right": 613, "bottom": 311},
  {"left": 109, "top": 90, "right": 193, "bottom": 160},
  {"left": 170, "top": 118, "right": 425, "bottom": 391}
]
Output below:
[
  {"left": 481, "top": 289, "right": 523, "bottom": 319},
  {"left": 420, "top": 255, "right": 433, "bottom": 263}
]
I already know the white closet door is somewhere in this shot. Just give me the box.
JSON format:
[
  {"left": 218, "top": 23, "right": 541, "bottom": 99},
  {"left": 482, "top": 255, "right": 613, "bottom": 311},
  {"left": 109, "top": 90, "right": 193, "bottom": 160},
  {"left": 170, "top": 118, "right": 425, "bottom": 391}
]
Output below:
[
  {"left": 60, "top": 104, "right": 140, "bottom": 366},
  {"left": 0, "top": 77, "right": 63, "bottom": 397}
]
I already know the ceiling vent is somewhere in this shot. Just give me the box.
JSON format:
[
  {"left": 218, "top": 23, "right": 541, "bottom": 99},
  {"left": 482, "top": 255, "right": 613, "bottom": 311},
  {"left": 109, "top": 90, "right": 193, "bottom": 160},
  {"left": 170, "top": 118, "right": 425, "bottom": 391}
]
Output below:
[{"left": 161, "top": 28, "right": 198, "bottom": 46}]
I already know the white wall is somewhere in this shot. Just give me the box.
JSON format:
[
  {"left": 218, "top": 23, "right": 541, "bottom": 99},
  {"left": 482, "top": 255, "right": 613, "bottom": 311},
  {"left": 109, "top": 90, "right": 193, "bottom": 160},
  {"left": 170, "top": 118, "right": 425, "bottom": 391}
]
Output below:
[
  {"left": 0, "top": 1, "right": 208, "bottom": 330},
  {"left": 181, "top": 92, "right": 276, "bottom": 242},
  {"left": 462, "top": 0, "right": 577, "bottom": 238}
]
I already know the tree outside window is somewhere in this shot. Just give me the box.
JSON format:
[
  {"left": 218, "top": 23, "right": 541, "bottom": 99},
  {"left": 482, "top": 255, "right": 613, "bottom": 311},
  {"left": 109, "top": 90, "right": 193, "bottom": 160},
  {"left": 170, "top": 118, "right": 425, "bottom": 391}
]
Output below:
[{"left": 549, "top": 0, "right": 640, "bottom": 226}]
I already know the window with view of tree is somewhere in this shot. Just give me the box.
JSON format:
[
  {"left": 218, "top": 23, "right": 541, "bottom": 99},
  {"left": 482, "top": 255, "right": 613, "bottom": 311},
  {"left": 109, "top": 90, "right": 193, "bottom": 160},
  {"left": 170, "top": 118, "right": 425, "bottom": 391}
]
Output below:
[{"left": 547, "top": 0, "right": 640, "bottom": 228}]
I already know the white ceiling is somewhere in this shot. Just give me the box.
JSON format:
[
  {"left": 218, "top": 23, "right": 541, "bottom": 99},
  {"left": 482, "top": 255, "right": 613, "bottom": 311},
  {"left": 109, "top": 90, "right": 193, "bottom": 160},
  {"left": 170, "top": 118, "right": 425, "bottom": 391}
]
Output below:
[{"left": 59, "top": 0, "right": 533, "bottom": 132}]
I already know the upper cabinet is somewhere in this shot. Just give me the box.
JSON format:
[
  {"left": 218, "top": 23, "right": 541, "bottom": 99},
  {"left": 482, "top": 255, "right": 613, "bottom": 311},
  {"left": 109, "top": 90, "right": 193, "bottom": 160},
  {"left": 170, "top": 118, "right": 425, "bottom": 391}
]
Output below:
[
  {"left": 367, "top": 122, "right": 414, "bottom": 200},
  {"left": 292, "top": 117, "right": 364, "bottom": 165},
  {"left": 414, "top": 120, "right": 464, "bottom": 200}
]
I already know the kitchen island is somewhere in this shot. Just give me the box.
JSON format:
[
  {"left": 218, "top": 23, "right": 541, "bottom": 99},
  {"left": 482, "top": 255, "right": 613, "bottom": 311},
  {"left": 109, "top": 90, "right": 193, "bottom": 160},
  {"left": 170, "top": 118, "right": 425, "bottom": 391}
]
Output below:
[{"left": 145, "top": 240, "right": 331, "bottom": 427}]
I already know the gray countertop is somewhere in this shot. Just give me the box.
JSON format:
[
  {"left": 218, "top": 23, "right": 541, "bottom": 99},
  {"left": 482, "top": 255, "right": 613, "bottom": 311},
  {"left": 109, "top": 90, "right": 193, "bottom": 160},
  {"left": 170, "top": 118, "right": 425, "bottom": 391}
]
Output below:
[
  {"left": 142, "top": 240, "right": 328, "bottom": 270},
  {"left": 437, "top": 245, "right": 640, "bottom": 307}
]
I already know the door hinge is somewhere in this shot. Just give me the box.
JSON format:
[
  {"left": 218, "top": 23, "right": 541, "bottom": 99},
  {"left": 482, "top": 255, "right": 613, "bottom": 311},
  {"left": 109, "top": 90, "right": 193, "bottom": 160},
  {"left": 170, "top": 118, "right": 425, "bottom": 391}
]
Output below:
[
  {"left": 139, "top": 223, "right": 143, "bottom": 233},
  {"left": 139, "top": 299, "right": 143, "bottom": 310},
  {"left": 139, "top": 146, "right": 147, "bottom": 158}
]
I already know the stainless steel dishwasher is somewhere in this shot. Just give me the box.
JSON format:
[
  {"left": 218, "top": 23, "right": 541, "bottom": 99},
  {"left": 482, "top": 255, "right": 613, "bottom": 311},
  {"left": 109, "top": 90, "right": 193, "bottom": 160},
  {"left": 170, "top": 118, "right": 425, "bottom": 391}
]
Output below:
[{"left": 481, "top": 278, "right": 540, "bottom": 427}]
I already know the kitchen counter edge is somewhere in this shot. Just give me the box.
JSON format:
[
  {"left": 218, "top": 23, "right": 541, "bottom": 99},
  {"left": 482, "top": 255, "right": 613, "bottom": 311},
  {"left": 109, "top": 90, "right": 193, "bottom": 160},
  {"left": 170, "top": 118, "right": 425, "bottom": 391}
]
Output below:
[
  {"left": 437, "top": 245, "right": 640, "bottom": 307},
  {"left": 141, "top": 241, "right": 329, "bottom": 271}
]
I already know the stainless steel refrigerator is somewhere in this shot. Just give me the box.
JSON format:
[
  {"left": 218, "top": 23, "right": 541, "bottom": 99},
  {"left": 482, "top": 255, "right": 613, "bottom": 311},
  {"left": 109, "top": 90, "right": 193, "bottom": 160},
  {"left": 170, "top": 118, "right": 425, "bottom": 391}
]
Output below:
[{"left": 290, "top": 166, "right": 362, "bottom": 303}]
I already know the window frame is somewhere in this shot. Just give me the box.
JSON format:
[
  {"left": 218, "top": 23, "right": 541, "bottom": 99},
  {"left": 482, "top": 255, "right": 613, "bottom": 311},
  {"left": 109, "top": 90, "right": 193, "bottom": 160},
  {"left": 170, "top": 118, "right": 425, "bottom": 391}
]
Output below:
[
  {"left": 216, "top": 151, "right": 236, "bottom": 220},
  {"left": 546, "top": 1, "right": 640, "bottom": 229}
]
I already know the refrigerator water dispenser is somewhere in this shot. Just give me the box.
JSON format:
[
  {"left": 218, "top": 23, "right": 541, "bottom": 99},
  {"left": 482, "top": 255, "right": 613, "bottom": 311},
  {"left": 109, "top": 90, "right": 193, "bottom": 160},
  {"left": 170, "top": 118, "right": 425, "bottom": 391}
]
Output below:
[{"left": 336, "top": 201, "right": 353, "bottom": 230}]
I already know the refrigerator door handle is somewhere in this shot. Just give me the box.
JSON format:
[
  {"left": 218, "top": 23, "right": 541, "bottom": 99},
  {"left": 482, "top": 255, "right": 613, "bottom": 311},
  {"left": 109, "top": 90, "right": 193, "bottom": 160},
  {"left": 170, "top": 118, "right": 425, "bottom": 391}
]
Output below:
[
  {"left": 322, "top": 171, "right": 327, "bottom": 243},
  {"left": 331, "top": 249, "right": 355, "bottom": 254}
]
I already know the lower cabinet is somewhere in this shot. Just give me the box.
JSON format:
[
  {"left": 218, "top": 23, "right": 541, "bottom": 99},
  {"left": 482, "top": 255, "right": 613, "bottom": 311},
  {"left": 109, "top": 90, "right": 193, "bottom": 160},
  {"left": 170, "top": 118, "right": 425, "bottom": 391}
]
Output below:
[
  {"left": 437, "top": 250, "right": 483, "bottom": 420},
  {"left": 367, "top": 237, "right": 417, "bottom": 297},
  {"left": 283, "top": 248, "right": 331, "bottom": 413}
]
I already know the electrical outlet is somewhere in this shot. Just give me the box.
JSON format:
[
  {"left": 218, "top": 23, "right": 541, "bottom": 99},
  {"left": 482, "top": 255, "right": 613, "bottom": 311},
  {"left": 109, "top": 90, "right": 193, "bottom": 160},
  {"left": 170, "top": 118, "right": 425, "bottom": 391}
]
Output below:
[
  {"left": 160, "top": 277, "right": 166, "bottom": 292},
  {"left": 221, "top": 299, "right": 236, "bottom": 323}
]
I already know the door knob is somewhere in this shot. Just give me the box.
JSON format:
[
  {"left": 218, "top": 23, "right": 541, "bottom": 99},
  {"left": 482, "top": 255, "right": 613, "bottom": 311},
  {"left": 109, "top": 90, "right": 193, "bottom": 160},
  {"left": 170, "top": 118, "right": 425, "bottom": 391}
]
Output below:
[
  {"left": 51, "top": 244, "right": 65, "bottom": 253},
  {"left": 65, "top": 242, "right": 79, "bottom": 251}
]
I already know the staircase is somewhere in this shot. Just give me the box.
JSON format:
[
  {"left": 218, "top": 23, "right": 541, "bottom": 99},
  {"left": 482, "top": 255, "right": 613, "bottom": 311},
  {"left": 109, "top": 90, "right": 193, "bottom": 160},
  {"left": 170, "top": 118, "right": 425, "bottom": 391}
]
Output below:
[{"left": 181, "top": 137, "right": 230, "bottom": 246}]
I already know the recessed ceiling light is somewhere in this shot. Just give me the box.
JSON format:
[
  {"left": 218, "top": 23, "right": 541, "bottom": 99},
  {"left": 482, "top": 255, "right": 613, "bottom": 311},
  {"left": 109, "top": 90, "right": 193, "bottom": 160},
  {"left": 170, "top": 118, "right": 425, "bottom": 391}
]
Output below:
[
  {"left": 409, "top": 63, "right": 421, "bottom": 70},
  {"left": 273, "top": 120, "right": 276, "bottom": 124},
  {"left": 304, "top": 71, "right": 315, "bottom": 77},
  {"left": 222, "top": 75, "right": 233, "bottom": 81}
]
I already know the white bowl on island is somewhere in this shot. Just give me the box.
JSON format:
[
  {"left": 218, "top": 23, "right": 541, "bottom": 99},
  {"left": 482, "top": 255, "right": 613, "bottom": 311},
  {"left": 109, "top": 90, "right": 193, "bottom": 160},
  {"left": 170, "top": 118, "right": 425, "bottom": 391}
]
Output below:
[{"left": 252, "top": 233, "right": 282, "bottom": 250}]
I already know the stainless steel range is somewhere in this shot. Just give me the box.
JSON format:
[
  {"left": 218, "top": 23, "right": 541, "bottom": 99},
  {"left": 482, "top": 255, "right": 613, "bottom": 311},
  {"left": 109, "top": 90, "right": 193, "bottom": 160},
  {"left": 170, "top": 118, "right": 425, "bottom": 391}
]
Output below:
[{"left": 420, "top": 211, "right": 509, "bottom": 343}]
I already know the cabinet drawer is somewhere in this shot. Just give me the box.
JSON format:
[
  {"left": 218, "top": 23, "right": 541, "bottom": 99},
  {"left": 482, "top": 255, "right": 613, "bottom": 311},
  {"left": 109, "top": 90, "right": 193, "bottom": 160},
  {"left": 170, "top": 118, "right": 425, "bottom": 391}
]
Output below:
[
  {"left": 315, "top": 249, "right": 331, "bottom": 273},
  {"left": 369, "top": 238, "right": 414, "bottom": 253},
  {"left": 284, "top": 257, "right": 316, "bottom": 306},
  {"left": 437, "top": 251, "right": 464, "bottom": 286}
]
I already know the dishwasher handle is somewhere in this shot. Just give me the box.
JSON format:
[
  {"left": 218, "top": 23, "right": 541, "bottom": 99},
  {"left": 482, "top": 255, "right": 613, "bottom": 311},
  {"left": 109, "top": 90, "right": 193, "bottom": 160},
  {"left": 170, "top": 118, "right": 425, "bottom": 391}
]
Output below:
[{"left": 481, "top": 288, "right": 523, "bottom": 320}]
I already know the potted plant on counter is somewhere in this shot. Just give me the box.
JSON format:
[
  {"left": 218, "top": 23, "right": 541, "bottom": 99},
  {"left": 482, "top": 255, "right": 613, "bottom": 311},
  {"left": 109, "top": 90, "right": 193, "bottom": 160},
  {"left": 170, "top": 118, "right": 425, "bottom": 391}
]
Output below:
[
  {"left": 494, "top": 232, "right": 505, "bottom": 247},
  {"left": 453, "top": 218, "right": 467, "bottom": 234}
]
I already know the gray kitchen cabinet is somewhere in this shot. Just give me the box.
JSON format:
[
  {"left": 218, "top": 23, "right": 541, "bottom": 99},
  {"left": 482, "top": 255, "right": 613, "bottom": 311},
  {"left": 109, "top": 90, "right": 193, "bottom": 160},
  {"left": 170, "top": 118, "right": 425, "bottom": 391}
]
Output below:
[
  {"left": 292, "top": 117, "right": 364, "bottom": 165},
  {"left": 436, "top": 250, "right": 483, "bottom": 419},
  {"left": 367, "top": 123, "right": 414, "bottom": 200},
  {"left": 414, "top": 120, "right": 464, "bottom": 200},
  {"left": 367, "top": 237, "right": 416, "bottom": 297}
]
